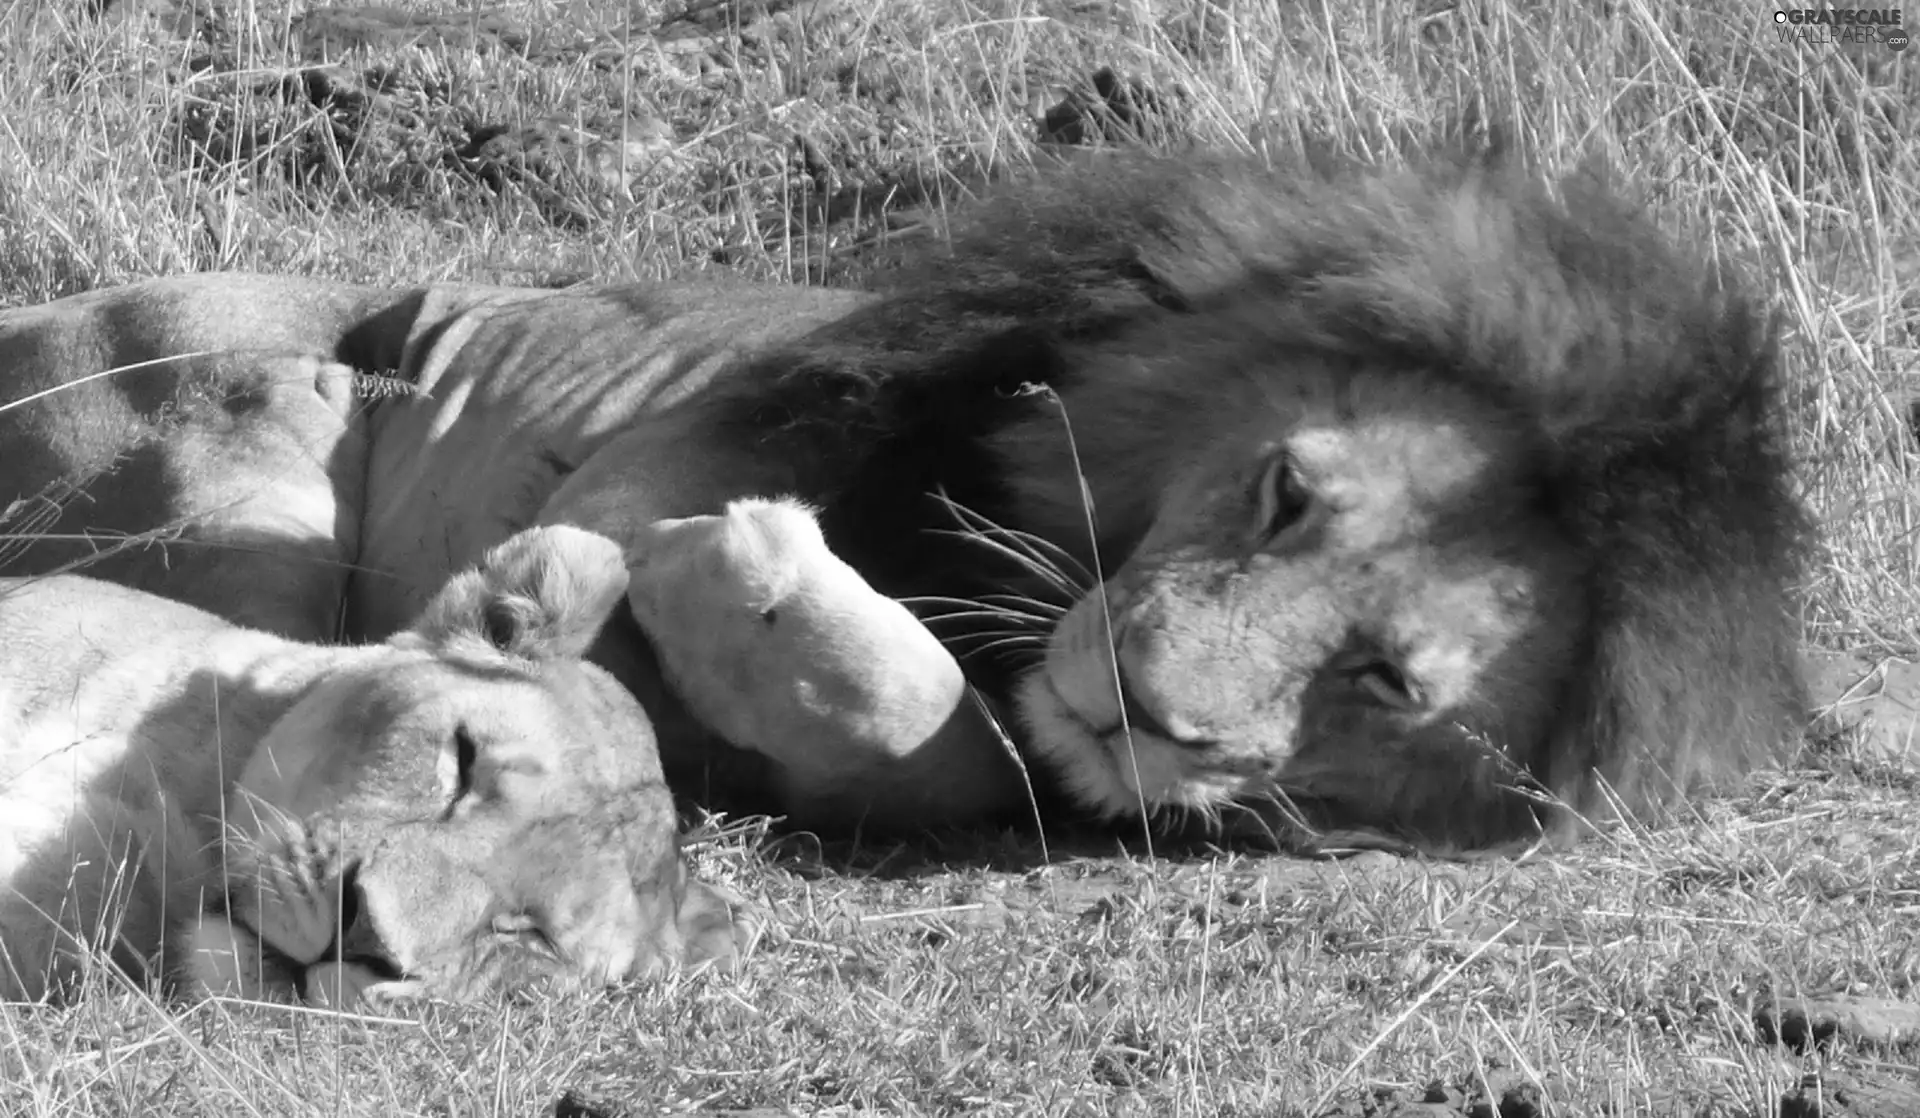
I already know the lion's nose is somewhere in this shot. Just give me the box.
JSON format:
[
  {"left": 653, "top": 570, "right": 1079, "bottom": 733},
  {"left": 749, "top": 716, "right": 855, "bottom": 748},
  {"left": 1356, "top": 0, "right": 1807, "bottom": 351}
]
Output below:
[{"left": 330, "top": 862, "right": 404, "bottom": 980}]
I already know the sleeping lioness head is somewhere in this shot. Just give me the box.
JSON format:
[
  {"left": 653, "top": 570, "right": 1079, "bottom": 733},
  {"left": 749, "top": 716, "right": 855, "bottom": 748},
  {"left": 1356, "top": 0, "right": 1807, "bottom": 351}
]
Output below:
[{"left": 0, "top": 526, "right": 749, "bottom": 1008}]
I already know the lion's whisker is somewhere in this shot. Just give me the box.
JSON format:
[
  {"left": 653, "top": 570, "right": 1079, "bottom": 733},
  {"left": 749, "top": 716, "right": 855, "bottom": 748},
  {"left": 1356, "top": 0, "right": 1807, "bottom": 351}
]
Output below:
[
  {"left": 934, "top": 633, "right": 1049, "bottom": 656},
  {"left": 927, "top": 488, "right": 1094, "bottom": 594},
  {"left": 933, "top": 517, "right": 1095, "bottom": 590},
  {"left": 924, "top": 527, "right": 1081, "bottom": 599},
  {"left": 976, "top": 592, "right": 1069, "bottom": 619},
  {"left": 906, "top": 590, "right": 1065, "bottom": 627},
  {"left": 898, "top": 593, "right": 990, "bottom": 611},
  {"left": 906, "top": 596, "right": 1056, "bottom": 621},
  {"left": 1250, "top": 787, "right": 1331, "bottom": 849},
  {"left": 962, "top": 635, "right": 1051, "bottom": 659},
  {"left": 938, "top": 625, "right": 1050, "bottom": 648},
  {"left": 916, "top": 607, "right": 1055, "bottom": 630}
]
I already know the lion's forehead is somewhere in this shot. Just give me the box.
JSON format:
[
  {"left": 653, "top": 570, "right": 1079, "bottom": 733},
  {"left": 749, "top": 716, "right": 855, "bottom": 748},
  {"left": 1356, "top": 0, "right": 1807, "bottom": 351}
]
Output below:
[
  {"left": 1114, "top": 382, "right": 1576, "bottom": 708},
  {"left": 1155, "top": 370, "right": 1539, "bottom": 554},
  {"left": 356, "top": 655, "right": 642, "bottom": 729},
  {"left": 1294, "top": 408, "right": 1532, "bottom": 523}
]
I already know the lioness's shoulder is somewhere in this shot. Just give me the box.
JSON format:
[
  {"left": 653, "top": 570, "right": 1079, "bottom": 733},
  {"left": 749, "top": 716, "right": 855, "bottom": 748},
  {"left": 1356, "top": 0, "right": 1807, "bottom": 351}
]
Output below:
[
  {"left": 0, "top": 575, "right": 319, "bottom": 730},
  {"left": 0, "top": 575, "right": 241, "bottom": 644}
]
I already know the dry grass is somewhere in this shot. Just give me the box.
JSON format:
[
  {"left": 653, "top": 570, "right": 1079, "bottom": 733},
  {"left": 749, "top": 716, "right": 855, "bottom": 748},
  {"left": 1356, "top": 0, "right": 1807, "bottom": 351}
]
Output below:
[{"left": 3, "top": 0, "right": 1919, "bottom": 1114}]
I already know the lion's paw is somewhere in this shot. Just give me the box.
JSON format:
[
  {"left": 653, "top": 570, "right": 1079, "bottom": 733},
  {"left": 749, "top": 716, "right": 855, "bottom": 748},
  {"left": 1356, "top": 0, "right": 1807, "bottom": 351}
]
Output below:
[{"left": 229, "top": 832, "right": 347, "bottom": 966}]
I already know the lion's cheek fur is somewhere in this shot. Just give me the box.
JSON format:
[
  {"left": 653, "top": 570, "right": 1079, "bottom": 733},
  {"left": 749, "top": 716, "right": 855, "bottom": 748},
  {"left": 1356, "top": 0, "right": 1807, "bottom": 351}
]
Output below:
[
  {"left": 1025, "top": 586, "right": 1322, "bottom": 817},
  {"left": 1016, "top": 690, "right": 1258, "bottom": 816},
  {"left": 1019, "top": 503, "right": 1589, "bottom": 838}
]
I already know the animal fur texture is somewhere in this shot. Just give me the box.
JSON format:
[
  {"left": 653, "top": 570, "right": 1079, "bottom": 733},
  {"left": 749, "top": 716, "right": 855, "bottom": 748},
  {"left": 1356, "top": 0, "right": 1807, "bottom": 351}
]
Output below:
[
  {"left": 684, "top": 152, "right": 1811, "bottom": 848},
  {"left": 0, "top": 151, "right": 1811, "bottom": 852}
]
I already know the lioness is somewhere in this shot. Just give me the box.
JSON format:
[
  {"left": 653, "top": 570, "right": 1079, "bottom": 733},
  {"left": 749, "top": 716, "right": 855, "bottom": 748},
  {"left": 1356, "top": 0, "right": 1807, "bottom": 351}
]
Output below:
[
  {"left": 0, "top": 526, "right": 746, "bottom": 1007},
  {"left": 0, "top": 152, "right": 1811, "bottom": 853}
]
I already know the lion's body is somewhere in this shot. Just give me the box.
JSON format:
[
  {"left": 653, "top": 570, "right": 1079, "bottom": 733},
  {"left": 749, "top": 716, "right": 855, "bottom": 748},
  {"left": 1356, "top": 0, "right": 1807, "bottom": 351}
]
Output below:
[
  {"left": 0, "top": 153, "right": 1811, "bottom": 853},
  {"left": 0, "top": 273, "right": 872, "bottom": 642},
  {"left": 348, "top": 280, "right": 875, "bottom": 639},
  {"left": 0, "top": 528, "right": 745, "bottom": 1007}
]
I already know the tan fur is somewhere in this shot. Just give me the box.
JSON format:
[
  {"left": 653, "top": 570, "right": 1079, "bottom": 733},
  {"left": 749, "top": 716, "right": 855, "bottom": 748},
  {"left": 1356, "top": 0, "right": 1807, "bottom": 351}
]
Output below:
[
  {"left": 626, "top": 497, "right": 1024, "bottom": 832},
  {"left": 915, "top": 156, "right": 1810, "bottom": 849},
  {"left": 0, "top": 527, "right": 750, "bottom": 1007},
  {"left": 1001, "top": 356, "right": 1588, "bottom": 843},
  {"left": 0, "top": 153, "right": 1810, "bottom": 851}
]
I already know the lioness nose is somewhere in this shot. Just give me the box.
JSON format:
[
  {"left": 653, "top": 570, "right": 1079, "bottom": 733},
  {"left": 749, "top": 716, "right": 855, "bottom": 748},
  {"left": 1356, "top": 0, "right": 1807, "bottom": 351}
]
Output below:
[{"left": 329, "top": 863, "right": 404, "bottom": 980}]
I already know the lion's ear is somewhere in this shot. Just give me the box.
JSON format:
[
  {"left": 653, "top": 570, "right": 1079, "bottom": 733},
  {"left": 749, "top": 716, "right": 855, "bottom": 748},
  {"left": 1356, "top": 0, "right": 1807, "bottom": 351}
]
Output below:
[{"left": 411, "top": 526, "right": 628, "bottom": 660}]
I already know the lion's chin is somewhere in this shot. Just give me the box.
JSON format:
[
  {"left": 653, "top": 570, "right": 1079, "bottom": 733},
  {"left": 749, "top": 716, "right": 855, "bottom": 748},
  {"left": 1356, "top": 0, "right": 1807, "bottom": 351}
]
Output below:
[{"left": 1014, "top": 670, "right": 1249, "bottom": 821}]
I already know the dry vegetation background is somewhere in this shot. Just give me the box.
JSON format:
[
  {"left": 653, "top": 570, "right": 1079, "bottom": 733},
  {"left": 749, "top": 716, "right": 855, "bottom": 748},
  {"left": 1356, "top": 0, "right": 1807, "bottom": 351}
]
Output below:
[{"left": 3, "top": 0, "right": 1920, "bottom": 1115}]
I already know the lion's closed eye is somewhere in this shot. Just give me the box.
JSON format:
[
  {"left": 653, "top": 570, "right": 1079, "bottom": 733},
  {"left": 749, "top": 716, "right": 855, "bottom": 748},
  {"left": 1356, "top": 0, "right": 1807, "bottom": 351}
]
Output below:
[
  {"left": 1351, "top": 661, "right": 1426, "bottom": 712},
  {"left": 1253, "top": 452, "right": 1312, "bottom": 545},
  {"left": 439, "top": 723, "right": 480, "bottom": 818}
]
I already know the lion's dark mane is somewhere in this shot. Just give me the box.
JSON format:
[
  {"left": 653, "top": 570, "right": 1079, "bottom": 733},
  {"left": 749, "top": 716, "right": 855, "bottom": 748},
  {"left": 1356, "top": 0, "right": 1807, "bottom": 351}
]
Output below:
[{"left": 686, "top": 151, "right": 1811, "bottom": 841}]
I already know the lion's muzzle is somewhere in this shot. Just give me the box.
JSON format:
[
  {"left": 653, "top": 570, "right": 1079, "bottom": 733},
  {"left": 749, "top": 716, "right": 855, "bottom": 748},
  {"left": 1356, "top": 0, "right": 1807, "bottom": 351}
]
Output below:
[{"left": 321, "top": 861, "right": 407, "bottom": 982}]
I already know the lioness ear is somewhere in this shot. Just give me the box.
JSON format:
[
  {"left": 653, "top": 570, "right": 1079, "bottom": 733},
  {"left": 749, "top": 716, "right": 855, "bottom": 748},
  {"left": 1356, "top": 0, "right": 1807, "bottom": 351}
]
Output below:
[{"left": 412, "top": 526, "right": 628, "bottom": 660}]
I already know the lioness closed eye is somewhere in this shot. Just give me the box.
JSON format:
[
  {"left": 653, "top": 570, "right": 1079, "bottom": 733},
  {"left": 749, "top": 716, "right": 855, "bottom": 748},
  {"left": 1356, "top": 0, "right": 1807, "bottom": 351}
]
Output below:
[{"left": 0, "top": 525, "right": 750, "bottom": 1008}]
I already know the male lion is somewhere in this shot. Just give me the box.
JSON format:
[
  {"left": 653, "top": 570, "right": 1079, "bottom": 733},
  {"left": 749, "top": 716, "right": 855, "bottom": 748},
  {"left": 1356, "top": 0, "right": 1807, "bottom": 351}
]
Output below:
[
  {"left": 0, "top": 152, "right": 1811, "bottom": 853},
  {"left": 0, "top": 525, "right": 747, "bottom": 1007}
]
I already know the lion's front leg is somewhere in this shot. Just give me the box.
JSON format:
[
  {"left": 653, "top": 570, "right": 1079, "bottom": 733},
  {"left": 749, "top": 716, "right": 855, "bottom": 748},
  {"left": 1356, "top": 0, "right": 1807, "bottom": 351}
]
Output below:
[{"left": 622, "top": 497, "right": 1027, "bottom": 834}]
